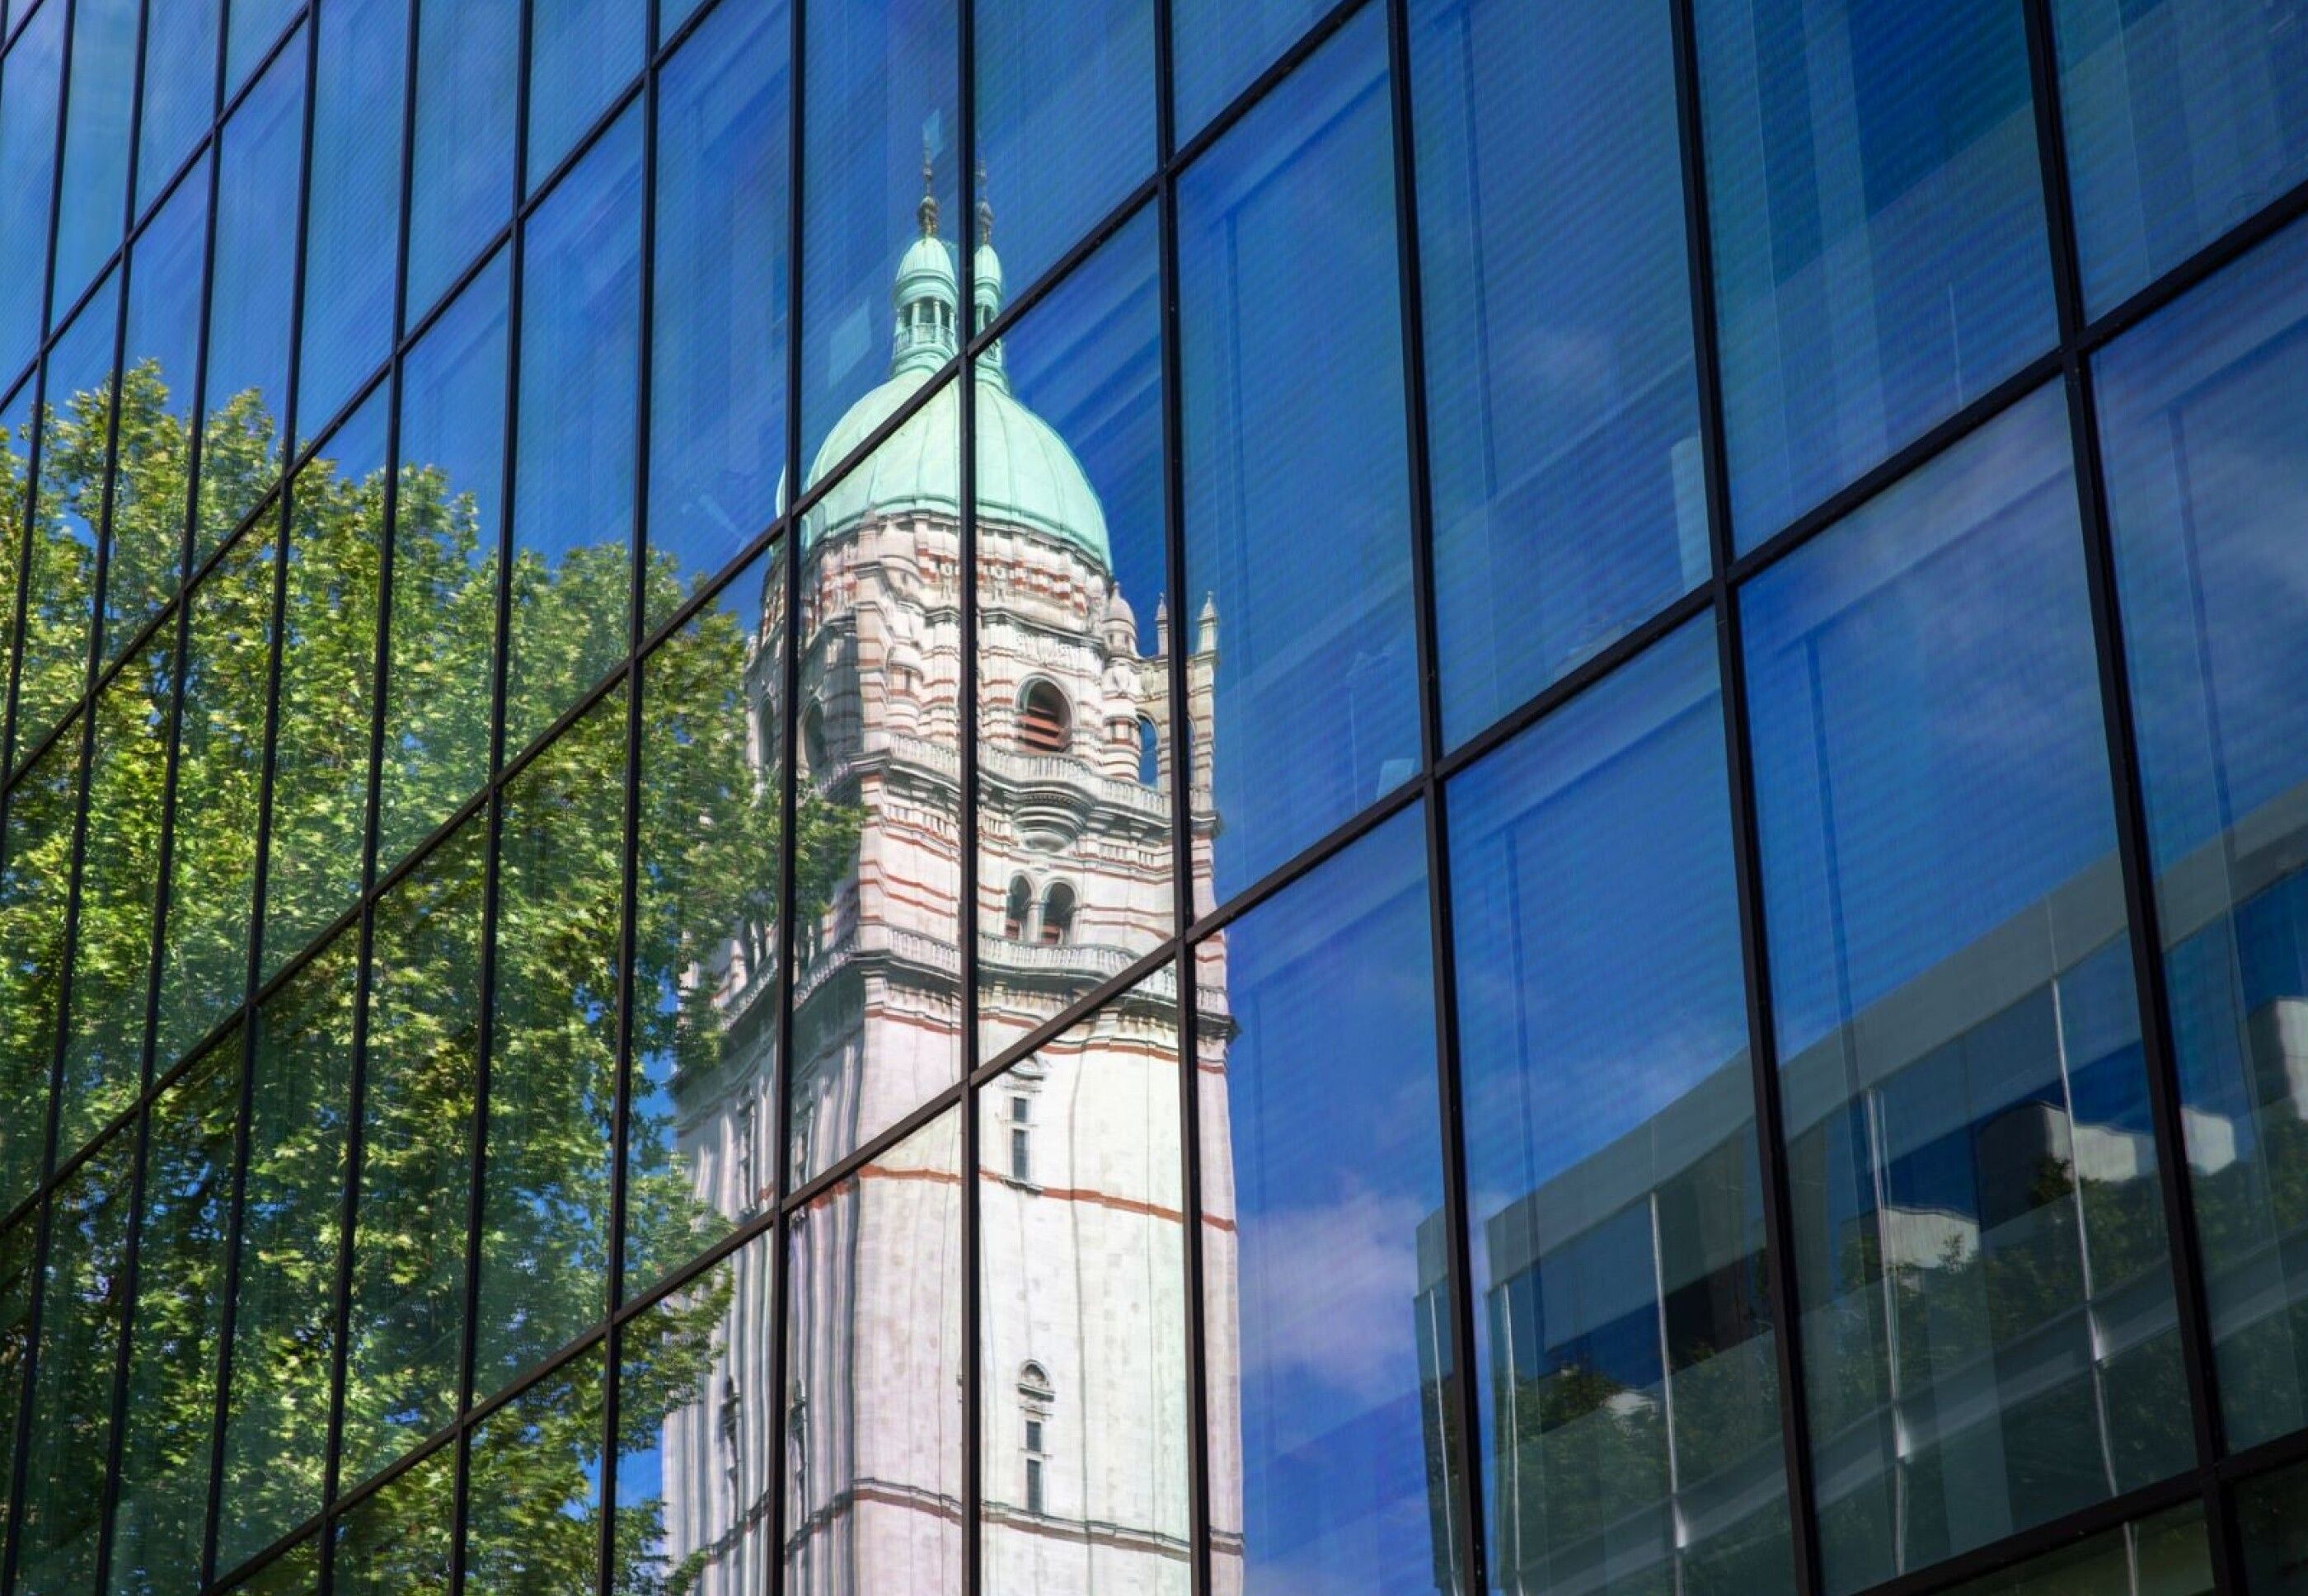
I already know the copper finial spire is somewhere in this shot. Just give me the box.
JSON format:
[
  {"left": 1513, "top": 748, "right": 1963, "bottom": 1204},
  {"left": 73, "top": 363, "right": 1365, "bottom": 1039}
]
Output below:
[{"left": 917, "top": 142, "right": 939, "bottom": 237}]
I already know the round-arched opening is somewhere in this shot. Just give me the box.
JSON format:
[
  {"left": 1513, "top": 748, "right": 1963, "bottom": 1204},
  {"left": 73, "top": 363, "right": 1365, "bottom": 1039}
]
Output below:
[
  {"left": 1016, "top": 678, "right": 1072, "bottom": 753},
  {"left": 1003, "top": 875, "right": 1032, "bottom": 941},
  {"left": 1039, "top": 882, "right": 1076, "bottom": 946}
]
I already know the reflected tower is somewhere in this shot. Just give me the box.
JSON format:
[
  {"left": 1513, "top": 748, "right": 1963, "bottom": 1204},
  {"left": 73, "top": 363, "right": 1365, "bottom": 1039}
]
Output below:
[{"left": 659, "top": 171, "right": 1238, "bottom": 1596}]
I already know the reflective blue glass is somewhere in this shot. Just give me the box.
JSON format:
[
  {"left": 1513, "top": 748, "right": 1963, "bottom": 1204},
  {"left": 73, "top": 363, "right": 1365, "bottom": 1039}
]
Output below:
[
  {"left": 52, "top": 0, "right": 137, "bottom": 307},
  {"left": 110, "top": 157, "right": 209, "bottom": 651},
  {"left": 0, "top": 3, "right": 64, "bottom": 383},
  {"left": 198, "top": 29, "right": 304, "bottom": 557},
  {"left": 1411, "top": 0, "right": 1705, "bottom": 747},
  {"left": 135, "top": 0, "right": 218, "bottom": 215},
  {"left": 225, "top": 0, "right": 299, "bottom": 101},
  {"left": 2054, "top": 0, "right": 2308, "bottom": 312},
  {"left": 1199, "top": 803, "right": 1464, "bottom": 1594},
  {"left": 1179, "top": 5, "right": 1417, "bottom": 906},
  {"left": 406, "top": 0, "right": 518, "bottom": 324},
  {"left": 1169, "top": 0, "right": 1325, "bottom": 143},
  {"left": 1697, "top": 0, "right": 2057, "bottom": 546},
  {"left": 647, "top": 0, "right": 790, "bottom": 626},
  {"left": 16, "top": 270, "right": 120, "bottom": 767},
  {"left": 299, "top": 0, "right": 409, "bottom": 447},
  {"left": 379, "top": 252, "right": 506, "bottom": 872},
  {"left": 1450, "top": 620, "right": 1794, "bottom": 1595},
  {"left": 528, "top": 0, "right": 646, "bottom": 188},
  {"left": 505, "top": 105, "right": 641, "bottom": 752},
  {"left": 972, "top": 209, "right": 1172, "bottom": 1055},
  {"left": 1743, "top": 388, "right": 2191, "bottom": 1592},
  {"left": 799, "top": 0, "right": 957, "bottom": 466},
  {"left": 2101, "top": 215, "right": 2308, "bottom": 1451},
  {"left": 974, "top": 0, "right": 1155, "bottom": 304}
]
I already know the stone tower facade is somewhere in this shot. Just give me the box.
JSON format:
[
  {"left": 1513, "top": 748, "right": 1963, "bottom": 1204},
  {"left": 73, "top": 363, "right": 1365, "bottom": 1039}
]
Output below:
[{"left": 659, "top": 176, "right": 1240, "bottom": 1596}]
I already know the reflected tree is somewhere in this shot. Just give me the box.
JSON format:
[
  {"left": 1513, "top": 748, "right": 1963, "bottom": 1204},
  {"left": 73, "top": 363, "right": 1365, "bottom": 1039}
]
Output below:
[{"left": 0, "top": 364, "right": 855, "bottom": 1590}]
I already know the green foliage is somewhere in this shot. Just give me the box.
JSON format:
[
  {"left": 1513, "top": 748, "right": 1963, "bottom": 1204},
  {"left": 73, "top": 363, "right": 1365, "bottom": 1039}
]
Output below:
[{"left": 0, "top": 365, "right": 851, "bottom": 1593}]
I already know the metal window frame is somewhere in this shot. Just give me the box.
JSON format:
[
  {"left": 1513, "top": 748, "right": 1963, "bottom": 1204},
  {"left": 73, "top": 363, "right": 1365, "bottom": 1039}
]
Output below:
[{"left": 7, "top": 0, "right": 2308, "bottom": 1591}]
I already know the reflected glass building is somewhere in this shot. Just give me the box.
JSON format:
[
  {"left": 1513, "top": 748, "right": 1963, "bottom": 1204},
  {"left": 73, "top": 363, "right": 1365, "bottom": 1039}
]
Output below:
[{"left": 0, "top": 2, "right": 2306, "bottom": 1596}]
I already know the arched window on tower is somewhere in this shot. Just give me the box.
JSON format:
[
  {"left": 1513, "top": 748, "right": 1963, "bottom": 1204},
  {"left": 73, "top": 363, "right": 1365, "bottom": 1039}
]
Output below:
[
  {"left": 1039, "top": 882, "right": 1075, "bottom": 946},
  {"left": 1018, "top": 1362, "right": 1054, "bottom": 1518},
  {"left": 1017, "top": 679, "right": 1071, "bottom": 753},
  {"left": 1137, "top": 715, "right": 1161, "bottom": 787},
  {"left": 1003, "top": 875, "right": 1032, "bottom": 941}
]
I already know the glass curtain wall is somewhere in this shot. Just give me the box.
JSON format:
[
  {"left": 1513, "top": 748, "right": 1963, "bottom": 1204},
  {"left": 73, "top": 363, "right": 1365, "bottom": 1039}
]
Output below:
[{"left": 0, "top": 1, "right": 2301, "bottom": 1594}]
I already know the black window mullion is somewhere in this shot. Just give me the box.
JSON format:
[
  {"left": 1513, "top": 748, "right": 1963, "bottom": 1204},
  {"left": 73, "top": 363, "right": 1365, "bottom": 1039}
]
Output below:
[
  {"left": 1377, "top": 0, "right": 1487, "bottom": 1589},
  {"left": 2019, "top": 1, "right": 2241, "bottom": 1588},
  {"left": 757, "top": 0, "right": 806, "bottom": 1579},
  {"left": 593, "top": 0, "right": 659, "bottom": 1584},
  {"left": 1151, "top": 0, "right": 1211, "bottom": 1590},
  {"left": 957, "top": 0, "right": 983, "bottom": 1585},
  {"left": 448, "top": 0, "right": 531, "bottom": 1584},
  {"left": 1663, "top": 1, "right": 1830, "bottom": 1594}
]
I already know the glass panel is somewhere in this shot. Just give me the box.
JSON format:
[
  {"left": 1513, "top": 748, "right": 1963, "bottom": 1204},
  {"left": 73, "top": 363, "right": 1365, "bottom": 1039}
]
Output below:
[
  {"left": 1411, "top": 0, "right": 1705, "bottom": 745},
  {"left": 216, "top": 932, "right": 356, "bottom": 1572},
  {"left": 221, "top": 1536, "right": 321, "bottom": 1596},
  {"left": 52, "top": 0, "right": 138, "bottom": 312},
  {"left": 1697, "top": 0, "right": 2057, "bottom": 546},
  {"left": 1169, "top": 0, "right": 1325, "bottom": 143},
  {"left": 1743, "top": 388, "right": 2192, "bottom": 1593},
  {"left": 406, "top": 0, "right": 518, "bottom": 323},
  {"left": 16, "top": 271, "right": 121, "bottom": 769},
  {"left": 462, "top": 1352, "right": 609, "bottom": 1593},
  {"left": 611, "top": 1232, "right": 776, "bottom": 1596},
  {"left": 108, "top": 1035, "right": 239, "bottom": 1596},
  {"left": 784, "top": 1106, "right": 962, "bottom": 1596},
  {"left": 2053, "top": 0, "right": 2308, "bottom": 313},
  {"left": 380, "top": 255, "right": 507, "bottom": 873},
  {"left": 57, "top": 631, "right": 174, "bottom": 1153},
  {"left": 110, "top": 159, "right": 209, "bottom": 655},
  {"left": 0, "top": 3, "right": 63, "bottom": 382},
  {"left": 973, "top": 210, "right": 1172, "bottom": 1057},
  {"left": 973, "top": 0, "right": 1155, "bottom": 302},
  {"left": 0, "top": 731, "right": 81, "bottom": 1209},
  {"left": 504, "top": 105, "right": 640, "bottom": 753},
  {"left": 798, "top": 0, "right": 958, "bottom": 468},
  {"left": 2239, "top": 1454, "right": 2308, "bottom": 1593},
  {"left": 1449, "top": 620, "right": 1794, "bottom": 1594},
  {"left": 474, "top": 693, "right": 626, "bottom": 1396},
  {"left": 1940, "top": 1501, "right": 2211, "bottom": 1596},
  {"left": 15, "top": 1131, "right": 134, "bottom": 1595},
  {"left": 154, "top": 520, "right": 274, "bottom": 1070},
  {"left": 527, "top": 0, "right": 645, "bottom": 186},
  {"left": 0, "top": 1221, "right": 37, "bottom": 1580},
  {"left": 2099, "top": 215, "right": 2308, "bottom": 1451},
  {"left": 265, "top": 388, "right": 387, "bottom": 978},
  {"left": 135, "top": 0, "right": 218, "bottom": 216},
  {"left": 646, "top": 0, "right": 790, "bottom": 628},
  {"left": 1198, "top": 804, "right": 1466, "bottom": 1594},
  {"left": 331, "top": 1446, "right": 456, "bottom": 1596},
  {"left": 198, "top": 30, "right": 304, "bottom": 558},
  {"left": 299, "top": 0, "right": 409, "bottom": 445},
  {"left": 339, "top": 817, "right": 485, "bottom": 1489},
  {"left": 789, "top": 392, "right": 962, "bottom": 1185},
  {"left": 1178, "top": 7, "right": 1417, "bottom": 907},
  {"left": 226, "top": 0, "right": 299, "bottom": 102},
  {"left": 978, "top": 977, "right": 1189, "bottom": 1594},
  {"left": 626, "top": 547, "right": 781, "bottom": 1296}
]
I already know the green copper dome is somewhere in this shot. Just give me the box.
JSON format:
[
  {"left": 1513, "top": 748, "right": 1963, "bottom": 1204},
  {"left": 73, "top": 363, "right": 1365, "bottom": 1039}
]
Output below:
[{"left": 800, "top": 177, "right": 1110, "bottom": 570}]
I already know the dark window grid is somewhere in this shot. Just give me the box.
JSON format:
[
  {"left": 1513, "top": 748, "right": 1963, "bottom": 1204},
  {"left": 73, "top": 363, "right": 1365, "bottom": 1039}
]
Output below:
[
  {"left": 311, "top": 0, "right": 426, "bottom": 1577},
  {"left": 1, "top": 0, "right": 285, "bottom": 417},
  {"left": 11, "top": 0, "right": 2308, "bottom": 1589},
  {"left": 0, "top": 0, "right": 156, "bottom": 1576}
]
